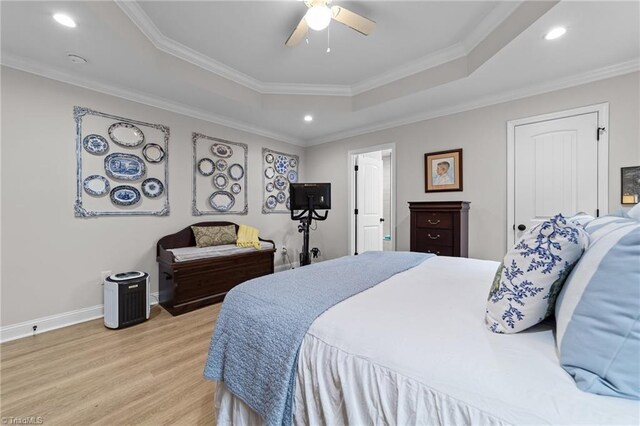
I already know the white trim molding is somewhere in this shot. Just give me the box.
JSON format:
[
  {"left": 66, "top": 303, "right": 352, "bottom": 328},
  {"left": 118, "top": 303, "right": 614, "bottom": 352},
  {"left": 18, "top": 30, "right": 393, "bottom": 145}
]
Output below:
[
  {"left": 506, "top": 103, "right": 609, "bottom": 250},
  {"left": 308, "top": 59, "right": 639, "bottom": 146},
  {"left": 0, "top": 293, "right": 160, "bottom": 343},
  {"left": 347, "top": 143, "right": 397, "bottom": 256}
]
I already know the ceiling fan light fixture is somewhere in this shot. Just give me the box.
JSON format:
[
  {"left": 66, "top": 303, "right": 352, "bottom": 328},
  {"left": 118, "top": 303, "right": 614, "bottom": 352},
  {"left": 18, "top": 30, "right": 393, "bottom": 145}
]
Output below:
[{"left": 305, "top": 5, "right": 332, "bottom": 31}]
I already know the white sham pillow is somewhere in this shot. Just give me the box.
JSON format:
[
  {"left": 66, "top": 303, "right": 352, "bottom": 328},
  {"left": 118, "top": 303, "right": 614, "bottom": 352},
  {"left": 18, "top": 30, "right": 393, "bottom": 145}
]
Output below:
[
  {"left": 627, "top": 203, "right": 640, "bottom": 220},
  {"left": 485, "top": 214, "right": 589, "bottom": 334}
]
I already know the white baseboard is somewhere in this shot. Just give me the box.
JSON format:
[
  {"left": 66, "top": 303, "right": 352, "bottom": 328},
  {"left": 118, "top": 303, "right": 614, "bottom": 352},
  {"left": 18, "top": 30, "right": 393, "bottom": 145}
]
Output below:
[
  {"left": 275, "top": 262, "right": 300, "bottom": 273},
  {"left": 0, "top": 292, "right": 159, "bottom": 344}
]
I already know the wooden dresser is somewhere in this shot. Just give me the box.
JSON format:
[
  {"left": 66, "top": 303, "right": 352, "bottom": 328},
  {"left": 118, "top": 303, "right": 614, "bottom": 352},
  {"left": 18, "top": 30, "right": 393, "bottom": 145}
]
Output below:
[{"left": 408, "top": 201, "right": 470, "bottom": 257}]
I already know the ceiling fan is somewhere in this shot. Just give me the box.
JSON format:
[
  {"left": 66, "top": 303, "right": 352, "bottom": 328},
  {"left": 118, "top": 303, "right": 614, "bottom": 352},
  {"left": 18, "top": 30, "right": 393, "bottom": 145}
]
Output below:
[{"left": 285, "top": 0, "right": 376, "bottom": 47}]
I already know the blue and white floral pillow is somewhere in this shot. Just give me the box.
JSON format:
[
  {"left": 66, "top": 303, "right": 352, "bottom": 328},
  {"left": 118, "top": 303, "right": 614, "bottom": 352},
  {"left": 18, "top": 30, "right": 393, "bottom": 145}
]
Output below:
[{"left": 485, "top": 214, "right": 589, "bottom": 334}]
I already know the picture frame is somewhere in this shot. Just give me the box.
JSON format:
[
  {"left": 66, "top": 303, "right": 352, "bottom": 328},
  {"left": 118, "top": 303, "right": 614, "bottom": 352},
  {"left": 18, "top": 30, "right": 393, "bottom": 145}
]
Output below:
[
  {"left": 621, "top": 166, "right": 640, "bottom": 205},
  {"left": 424, "top": 148, "right": 463, "bottom": 192}
]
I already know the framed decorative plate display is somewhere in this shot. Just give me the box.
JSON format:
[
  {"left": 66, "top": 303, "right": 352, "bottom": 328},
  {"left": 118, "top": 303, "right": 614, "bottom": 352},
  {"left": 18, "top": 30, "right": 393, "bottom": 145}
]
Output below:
[
  {"left": 141, "top": 178, "right": 164, "bottom": 198},
  {"left": 104, "top": 153, "right": 147, "bottom": 181},
  {"left": 198, "top": 158, "right": 215, "bottom": 176},
  {"left": 110, "top": 185, "right": 141, "bottom": 206},
  {"left": 83, "top": 134, "right": 109, "bottom": 155},
  {"left": 213, "top": 173, "right": 229, "bottom": 189},
  {"left": 83, "top": 175, "right": 110, "bottom": 196},
  {"left": 108, "top": 122, "right": 145, "bottom": 147},
  {"left": 74, "top": 106, "right": 170, "bottom": 218},
  {"left": 142, "top": 143, "right": 165, "bottom": 163},
  {"left": 193, "top": 133, "right": 248, "bottom": 215},
  {"left": 262, "top": 148, "right": 299, "bottom": 214}
]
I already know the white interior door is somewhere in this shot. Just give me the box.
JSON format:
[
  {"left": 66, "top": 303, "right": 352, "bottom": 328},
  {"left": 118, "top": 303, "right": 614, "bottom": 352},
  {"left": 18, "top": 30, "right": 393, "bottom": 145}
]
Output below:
[
  {"left": 513, "top": 112, "right": 599, "bottom": 243},
  {"left": 357, "top": 154, "right": 383, "bottom": 252}
]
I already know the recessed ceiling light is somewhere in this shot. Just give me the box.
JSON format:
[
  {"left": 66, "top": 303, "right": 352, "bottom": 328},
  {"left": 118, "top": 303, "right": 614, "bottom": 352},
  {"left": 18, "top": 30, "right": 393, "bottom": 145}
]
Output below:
[
  {"left": 545, "top": 26, "right": 566, "bottom": 40},
  {"left": 67, "top": 54, "right": 87, "bottom": 64},
  {"left": 304, "top": 115, "right": 313, "bottom": 122},
  {"left": 53, "top": 13, "right": 76, "bottom": 28}
]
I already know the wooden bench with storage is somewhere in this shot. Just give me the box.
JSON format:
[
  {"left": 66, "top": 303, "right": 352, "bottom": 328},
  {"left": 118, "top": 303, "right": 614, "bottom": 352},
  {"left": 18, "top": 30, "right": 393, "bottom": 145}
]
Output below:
[{"left": 156, "top": 221, "right": 276, "bottom": 315}]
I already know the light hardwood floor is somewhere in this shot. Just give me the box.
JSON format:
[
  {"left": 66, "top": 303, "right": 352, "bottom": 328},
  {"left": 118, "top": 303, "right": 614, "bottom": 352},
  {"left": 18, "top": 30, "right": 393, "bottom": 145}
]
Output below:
[{"left": 1, "top": 304, "right": 221, "bottom": 425}]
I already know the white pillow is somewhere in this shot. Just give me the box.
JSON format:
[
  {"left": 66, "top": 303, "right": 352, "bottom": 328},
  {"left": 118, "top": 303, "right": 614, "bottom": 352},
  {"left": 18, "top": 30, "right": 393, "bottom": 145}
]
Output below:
[
  {"left": 485, "top": 214, "right": 589, "bottom": 333},
  {"left": 627, "top": 203, "right": 640, "bottom": 220}
]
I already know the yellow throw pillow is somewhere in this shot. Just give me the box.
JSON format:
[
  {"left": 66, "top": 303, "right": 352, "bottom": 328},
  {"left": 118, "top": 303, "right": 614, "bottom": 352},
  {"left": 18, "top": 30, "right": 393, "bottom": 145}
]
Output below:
[{"left": 191, "top": 225, "right": 237, "bottom": 248}]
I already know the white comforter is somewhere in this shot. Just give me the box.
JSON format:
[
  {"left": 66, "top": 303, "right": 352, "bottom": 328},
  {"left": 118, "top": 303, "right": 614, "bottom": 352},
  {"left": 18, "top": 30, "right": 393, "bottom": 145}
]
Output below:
[{"left": 216, "top": 256, "right": 639, "bottom": 425}]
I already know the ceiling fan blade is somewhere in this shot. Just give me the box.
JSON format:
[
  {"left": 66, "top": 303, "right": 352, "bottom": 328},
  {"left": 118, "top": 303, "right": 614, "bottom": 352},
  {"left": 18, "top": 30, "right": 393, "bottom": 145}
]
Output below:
[
  {"left": 285, "top": 16, "right": 309, "bottom": 47},
  {"left": 331, "top": 6, "right": 375, "bottom": 36}
]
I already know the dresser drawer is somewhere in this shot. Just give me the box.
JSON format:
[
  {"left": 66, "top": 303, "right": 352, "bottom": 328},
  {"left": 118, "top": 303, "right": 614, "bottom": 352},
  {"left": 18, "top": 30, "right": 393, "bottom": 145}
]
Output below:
[
  {"left": 414, "top": 243, "right": 453, "bottom": 256},
  {"left": 415, "top": 228, "right": 453, "bottom": 246},
  {"left": 415, "top": 212, "right": 453, "bottom": 229}
]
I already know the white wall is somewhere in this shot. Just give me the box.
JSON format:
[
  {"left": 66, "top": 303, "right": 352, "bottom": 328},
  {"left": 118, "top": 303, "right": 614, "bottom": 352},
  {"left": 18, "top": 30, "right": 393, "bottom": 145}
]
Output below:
[
  {"left": 0, "top": 67, "right": 305, "bottom": 327},
  {"left": 305, "top": 72, "right": 640, "bottom": 262}
]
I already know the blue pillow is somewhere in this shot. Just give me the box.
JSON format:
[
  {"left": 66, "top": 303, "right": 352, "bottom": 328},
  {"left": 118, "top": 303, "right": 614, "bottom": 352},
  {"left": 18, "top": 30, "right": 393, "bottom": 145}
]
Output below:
[{"left": 555, "top": 217, "right": 640, "bottom": 400}]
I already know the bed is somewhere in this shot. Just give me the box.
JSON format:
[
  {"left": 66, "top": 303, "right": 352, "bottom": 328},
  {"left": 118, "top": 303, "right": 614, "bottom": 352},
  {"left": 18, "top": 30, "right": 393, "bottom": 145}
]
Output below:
[{"left": 211, "top": 255, "right": 639, "bottom": 425}]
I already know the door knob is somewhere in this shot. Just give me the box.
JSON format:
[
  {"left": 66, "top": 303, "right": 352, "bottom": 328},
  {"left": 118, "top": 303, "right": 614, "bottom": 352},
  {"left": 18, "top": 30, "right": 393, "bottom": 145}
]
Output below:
[
  {"left": 379, "top": 218, "right": 385, "bottom": 222},
  {"left": 517, "top": 224, "right": 526, "bottom": 231}
]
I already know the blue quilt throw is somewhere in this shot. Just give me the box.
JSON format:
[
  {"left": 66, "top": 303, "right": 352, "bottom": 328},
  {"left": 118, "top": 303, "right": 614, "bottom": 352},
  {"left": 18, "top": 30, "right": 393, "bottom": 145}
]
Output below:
[{"left": 203, "top": 251, "right": 431, "bottom": 426}]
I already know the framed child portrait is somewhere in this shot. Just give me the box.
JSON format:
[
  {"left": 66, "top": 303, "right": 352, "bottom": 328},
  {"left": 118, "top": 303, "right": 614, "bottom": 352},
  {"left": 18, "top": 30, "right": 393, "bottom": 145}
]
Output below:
[{"left": 425, "top": 149, "right": 463, "bottom": 192}]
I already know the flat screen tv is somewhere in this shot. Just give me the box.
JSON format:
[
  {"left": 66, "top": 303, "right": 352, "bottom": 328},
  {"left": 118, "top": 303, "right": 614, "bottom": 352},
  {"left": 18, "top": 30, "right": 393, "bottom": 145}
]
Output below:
[{"left": 290, "top": 183, "right": 331, "bottom": 210}]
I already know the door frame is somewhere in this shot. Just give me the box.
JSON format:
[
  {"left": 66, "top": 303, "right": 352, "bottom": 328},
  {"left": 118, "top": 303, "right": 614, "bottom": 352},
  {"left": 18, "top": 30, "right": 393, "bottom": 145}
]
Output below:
[
  {"left": 506, "top": 103, "right": 609, "bottom": 248},
  {"left": 347, "top": 143, "right": 397, "bottom": 255}
]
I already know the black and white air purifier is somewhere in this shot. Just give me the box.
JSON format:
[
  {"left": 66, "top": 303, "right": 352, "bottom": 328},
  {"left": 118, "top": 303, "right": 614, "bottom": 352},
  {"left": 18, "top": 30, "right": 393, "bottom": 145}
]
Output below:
[{"left": 104, "top": 271, "right": 150, "bottom": 329}]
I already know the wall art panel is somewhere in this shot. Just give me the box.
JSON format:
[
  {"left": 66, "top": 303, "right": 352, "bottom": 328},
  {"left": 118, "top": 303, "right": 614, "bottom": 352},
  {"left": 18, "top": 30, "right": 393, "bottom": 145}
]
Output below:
[
  {"left": 74, "top": 106, "right": 170, "bottom": 217},
  {"left": 262, "top": 148, "right": 299, "bottom": 214},
  {"left": 192, "top": 133, "right": 248, "bottom": 215}
]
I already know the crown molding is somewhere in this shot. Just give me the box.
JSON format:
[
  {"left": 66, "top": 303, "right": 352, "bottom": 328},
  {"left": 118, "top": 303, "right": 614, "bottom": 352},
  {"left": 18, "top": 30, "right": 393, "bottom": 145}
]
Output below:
[
  {"left": 306, "top": 58, "right": 640, "bottom": 146},
  {"left": 0, "top": 53, "right": 304, "bottom": 146},
  {"left": 115, "top": 0, "right": 522, "bottom": 97}
]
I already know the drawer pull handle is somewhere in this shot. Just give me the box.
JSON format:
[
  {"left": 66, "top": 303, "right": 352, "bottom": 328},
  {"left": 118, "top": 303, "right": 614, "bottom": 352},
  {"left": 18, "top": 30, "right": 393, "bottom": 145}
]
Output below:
[
  {"left": 427, "top": 234, "right": 440, "bottom": 240},
  {"left": 427, "top": 250, "right": 441, "bottom": 255},
  {"left": 427, "top": 219, "right": 441, "bottom": 225}
]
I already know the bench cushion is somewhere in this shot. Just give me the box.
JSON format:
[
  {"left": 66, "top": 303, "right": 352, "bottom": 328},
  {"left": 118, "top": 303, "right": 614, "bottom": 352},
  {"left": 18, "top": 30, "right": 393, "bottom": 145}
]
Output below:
[{"left": 168, "top": 242, "right": 275, "bottom": 262}]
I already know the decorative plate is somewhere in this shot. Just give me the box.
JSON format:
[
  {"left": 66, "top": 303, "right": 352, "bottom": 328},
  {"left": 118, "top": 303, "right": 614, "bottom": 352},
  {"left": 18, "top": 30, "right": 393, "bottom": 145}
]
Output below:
[
  {"left": 265, "top": 153, "right": 274, "bottom": 163},
  {"left": 83, "top": 175, "right": 110, "bottom": 196},
  {"left": 274, "top": 175, "right": 287, "bottom": 190},
  {"left": 276, "top": 191, "right": 286, "bottom": 204},
  {"left": 228, "top": 163, "right": 245, "bottom": 181},
  {"left": 104, "top": 153, "right": 146, "bottom": 181},
  {"left": 211, "top": 143, "right": 233, "bottom": 158},
  {"left": 216, "top": 159, "right": 228, "bottom": 171},
  {"left": 265, "top": 167, "right": 275, "bottom": 179},
  {"left": 287, "top": 170, "right": 298, "bottom": 183},
  {"left": 141, "top": 178, "right": 164, "bottom": 198},
  {"left": 275, "top": 155, "right": 289, "bottom": 174},
  {"left": 266, "top": 182, "right": 274, "bottom": 192},
  {"left": 213, "top": 173, "right": 229, "bottom": 189},
  {"left": 286, "top": 197, "right": 291, "bottom": 210},
  {"left": 231, "top": 183, "right": 242, "bottom": 194},
  {"left": 289, "top": 157, "right": 298, "bottom": 168},
  {"left": 108, "top": 122, "right": 145, "bottom": 147},
  {"left": 209, "top": 191, "right": 235, "bottom": 212},
  {"left": 265, "top": 195, "right": 277, "bottom": 210},
  {"left": 83, "top": 134, "right": 109, "bottom": 155},
  {"left": 110, "top": 185, "right": 141, "bottom": 206},
  {"left": 198, "top": 158, "right": 215, "bottom": 176},
  {"left": 142, "top": 143, "right": 165, "bottom": 163}
]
